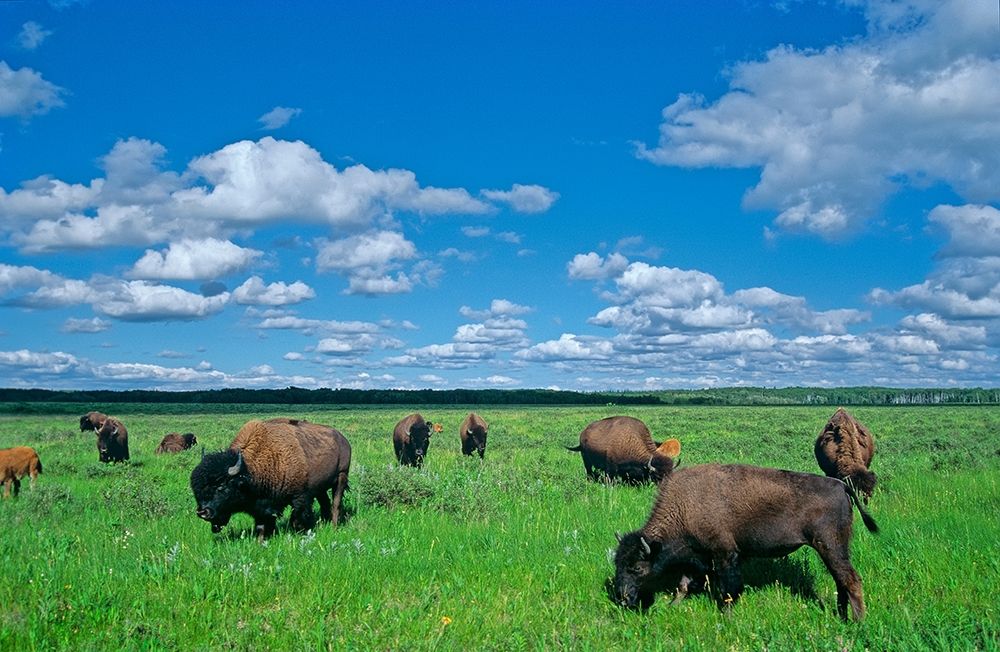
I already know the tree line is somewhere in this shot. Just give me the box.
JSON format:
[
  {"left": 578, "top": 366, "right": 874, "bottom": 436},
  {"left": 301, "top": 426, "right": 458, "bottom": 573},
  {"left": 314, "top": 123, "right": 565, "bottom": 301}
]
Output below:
[{"left": 0, "top": 386, "right": 997, "bottom": 407}]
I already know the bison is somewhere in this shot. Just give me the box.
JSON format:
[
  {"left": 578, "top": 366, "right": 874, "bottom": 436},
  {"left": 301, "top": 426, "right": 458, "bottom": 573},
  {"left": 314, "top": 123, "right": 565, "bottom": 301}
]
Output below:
[
  {"left": 460, "top": 412, "right": 489, "bottom": 459},
  {"left": 95, "top": 417, "right": 129, "bottom": 463},
  {"left": 1, "top": 446, "right": 42, "bottom": 498},
  {"left": 79, "top": 411, "right": 108, "bottom": 432},
  {"left": 612, "top": 461, "right": 879, "bottom": 621},
  {"left": 815, "top": 407, "right": 877, "bottom": 502},
  {"left": 567, "top": 416, "right": 680, "bottom": 484},
  {"left": 393, "top": 413, "right": 439, "bottom": 468},
  {"left": 155, "top": 432, "right": 198, "bottom": 454},
  {"left": 190, "top": 418, "right": 351, "bottom": 539}
]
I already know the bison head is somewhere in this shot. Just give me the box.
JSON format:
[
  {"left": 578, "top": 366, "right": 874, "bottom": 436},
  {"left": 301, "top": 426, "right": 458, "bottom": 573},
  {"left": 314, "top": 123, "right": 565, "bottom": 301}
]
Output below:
[
  {"left": 466, "top": 424, "right": 488, "bottom": 458},
  {"left": 647, "top": 438, "right": 681, "bottom": 482},
  {"left": 190, "top": 450, "right": 251, "bottom": 533},
  {"left": 612, "top": 531, "right": 661, "bottom": 610},
  {"left": 182, "top": 433, "right": 198, "bottom": 448},
  {"left": 409, "top": 420, "right": 434, "bottom": 464}
]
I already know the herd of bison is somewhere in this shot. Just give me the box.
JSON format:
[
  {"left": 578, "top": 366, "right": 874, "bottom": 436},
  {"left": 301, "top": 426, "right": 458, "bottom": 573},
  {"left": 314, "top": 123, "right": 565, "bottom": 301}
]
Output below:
[{"left": 1, "top": 407, "right": 879, "bottom": 620}]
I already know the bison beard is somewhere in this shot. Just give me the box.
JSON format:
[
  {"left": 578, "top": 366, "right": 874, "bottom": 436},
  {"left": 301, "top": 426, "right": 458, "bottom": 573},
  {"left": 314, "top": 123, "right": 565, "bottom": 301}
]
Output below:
[{"left": 611, "top": 463, "right": 878, "bottom": 621}]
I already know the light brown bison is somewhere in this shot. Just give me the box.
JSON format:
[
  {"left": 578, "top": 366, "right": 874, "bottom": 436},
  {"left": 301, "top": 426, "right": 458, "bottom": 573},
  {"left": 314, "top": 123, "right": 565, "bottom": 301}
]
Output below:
[
  {"left": 815, "top": 408, "right": 877, "bottom": 502},
  {"left": 0, "top": 446, "right": 43, "bottom": 498},
  {"left": 612, "top": 461, "right": 878, "bottom": 620},
  {"left": 190, "top": 418, "right": 351, "bottom": 539},
  {"left": 566, "top": 416, "right": 680, "bottom": 484},
  {"left": 95, "top": 416, "right": 129, "bottom": 463},
  {"left": 155, "top": 432, "right": 198, "bottom": 454},
  {"left": 393, "top": 413, "right": 439, "bottom": 468},
  {"left": 79, "top": 411, "right": 108, "bottom": 432},
  {"left": 460, "top": 412, "right": 489, "bottom": 459}
]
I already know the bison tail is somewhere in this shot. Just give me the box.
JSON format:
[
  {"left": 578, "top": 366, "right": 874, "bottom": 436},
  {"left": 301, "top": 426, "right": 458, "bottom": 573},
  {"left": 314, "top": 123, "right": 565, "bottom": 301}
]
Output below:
[
  {"left": 843, "top": 478, "right": 879, "bottom": 534},
  {"left": 36, "top": 458, "right": 43, "bottom": 474},
  {"left": 565, "top": 444, "right": 583, "bottom": 452}
]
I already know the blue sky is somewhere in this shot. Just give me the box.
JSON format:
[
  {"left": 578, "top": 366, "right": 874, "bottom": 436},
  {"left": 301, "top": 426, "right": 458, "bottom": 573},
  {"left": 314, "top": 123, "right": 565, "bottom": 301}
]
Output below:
[{"left": 1, "top": 0, "right": 998, "bottom": 391}]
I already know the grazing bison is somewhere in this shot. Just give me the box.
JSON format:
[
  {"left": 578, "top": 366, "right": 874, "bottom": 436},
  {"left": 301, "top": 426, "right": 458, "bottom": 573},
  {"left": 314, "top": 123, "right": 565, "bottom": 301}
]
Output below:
[
  {"left": 815, "top": 407, "right": 877, "bottom": 502},
  {"left": 95, "top": 417, "right": 130, "bottom": 463},
  {"left": 460, "top": 412, "right": 489, "bottom": 459},
  {"left": 393, "top": 413, "right": 438, "bottom": 467},
  {"left": 567, "top": 416, "right": 680, "bottom": 484},
  {"left": 190, "top": 418, "right": 351, "bottom": 539},
  {"left": 155, "top": 432, "right": 198, "bottom": 454},
  {"left": 79, "top": 411, "right": 108, "bottom": 432},
  {"left": 612, "top": 462, "right": 879, "bottom": 621},
  {"left": 0, "top": 446, "right": 42, "bottom": 498}
]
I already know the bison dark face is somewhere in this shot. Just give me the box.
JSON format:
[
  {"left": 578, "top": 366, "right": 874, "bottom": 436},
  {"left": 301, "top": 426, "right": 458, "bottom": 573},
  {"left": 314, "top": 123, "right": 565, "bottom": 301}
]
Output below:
[
  {"left": 612, "top": 532, "right": 661, "bottom": 610},
  {"left": 190, "top": 450, "right": 251, "bottom": 533},
  {"left": 466, "top": 426, "right": 488, "bottom": 458},
  {"left": 95, "top": 421, "right": 125, "bottom": 463},
  {"left": 409, "top": 421, "right": 433, "bottom": 464},
  {"left": 182, "top": 433, "right": 198, "bottom": 448}
]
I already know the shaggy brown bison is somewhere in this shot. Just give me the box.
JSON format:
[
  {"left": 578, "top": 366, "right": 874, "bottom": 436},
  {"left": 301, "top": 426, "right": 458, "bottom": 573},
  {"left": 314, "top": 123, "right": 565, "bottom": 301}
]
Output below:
[
  {"left": 567, "top": 416, "right": 680, "bottom": 484},
  {"left": 190, "top": 418, "right": 351, "bottom": 539},
  {"left": 155, "top": 432, "right": 198, "bottom": 454},
  {"left": 393, "top": 413, "right": 438, "bottom": 467},
  {"left": 95, "top": 417, "right": 129, "bottom": 463},
  {"left": 815, "top": 407, "right": 877, "bottom": 502},
  {"left": 612, "top": 462, "right": 878, "bottom": 621},
  {"left": 79, "top": 411, "right": 108, "bottom": 432},
  {"left": 0, "top": 446, "right": 42, "bottom": 498},
  {"left": 460, "top": 412, "right": 489, "bottom": 459}
]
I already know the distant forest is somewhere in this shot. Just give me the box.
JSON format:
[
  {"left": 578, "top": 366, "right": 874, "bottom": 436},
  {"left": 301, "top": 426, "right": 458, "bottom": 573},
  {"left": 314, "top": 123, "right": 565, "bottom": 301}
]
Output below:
[{"left": 0, "top": 386, "right": 997, "bottom": 407}]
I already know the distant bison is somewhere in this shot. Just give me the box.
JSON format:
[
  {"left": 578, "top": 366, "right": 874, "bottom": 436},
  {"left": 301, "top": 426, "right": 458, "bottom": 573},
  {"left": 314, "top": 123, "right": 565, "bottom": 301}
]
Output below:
[
  {"left": 393, "top": 413, "right": 439, "bottom": 468},
  {"left": 79, "top": 411, "right": 108, "bottom": 432},
  {"left": 95, "top": 417, "right": 130, "bottom": 463},
  {"left": 190, "top": 418, "right": 351, "bottom": 539},
  {"left": 567, "top": 416, "right": 680, "bottom": 484},
  {"left": 460, "top": 412, "right": 489, "bottom": 459},
  {"left": 612, "top": 462, "right": 878, "bottom": 621},
  {"left": 0, "top": 446, "right": 42, "bottom": 498},
  {"left": 815, "top": 408, "right": 877, "bottom": 502},
  {"left": 155, "top": 432, "right": 198, "bottom": 454}
]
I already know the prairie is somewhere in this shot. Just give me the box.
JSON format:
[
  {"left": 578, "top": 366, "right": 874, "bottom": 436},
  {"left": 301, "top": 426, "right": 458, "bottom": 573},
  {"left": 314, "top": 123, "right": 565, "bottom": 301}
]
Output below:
[{"left": 1, "top": 404, "right": 998, "bottom": 651}]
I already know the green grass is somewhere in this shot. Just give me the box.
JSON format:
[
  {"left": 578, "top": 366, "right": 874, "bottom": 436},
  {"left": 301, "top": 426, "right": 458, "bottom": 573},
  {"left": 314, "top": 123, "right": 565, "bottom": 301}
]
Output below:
[{"left": 1, "top": 405, "right": 998, "bottom": 651}]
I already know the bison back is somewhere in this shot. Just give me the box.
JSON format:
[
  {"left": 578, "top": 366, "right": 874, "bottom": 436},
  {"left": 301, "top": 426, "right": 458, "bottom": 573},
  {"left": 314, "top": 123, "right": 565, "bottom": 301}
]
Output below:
[{"left": 578, "top": 416, "right": 657, "bottom": 465}]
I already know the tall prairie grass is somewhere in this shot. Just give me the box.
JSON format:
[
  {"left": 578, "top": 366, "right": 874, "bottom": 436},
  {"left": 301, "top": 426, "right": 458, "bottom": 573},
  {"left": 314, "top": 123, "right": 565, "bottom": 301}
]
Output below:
[{"left": 1, "top": 405, "right": 997, "bottom": 650}]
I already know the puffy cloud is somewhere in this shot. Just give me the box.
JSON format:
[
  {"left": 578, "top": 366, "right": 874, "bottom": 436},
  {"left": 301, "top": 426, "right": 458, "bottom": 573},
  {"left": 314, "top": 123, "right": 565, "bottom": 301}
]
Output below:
[
  {"left": 929, "top": 204, "right": 1000, "bottom": 259},
  {"left": 459, "top": 299, "right": 532, "bottom": 320},
  {"left": 567, "top": 252, "right": 629, "bottom": 280},
  {"left": 899, "top": 313, "right": 987, "bottom": 348},
  {"left": 0, "top": 349, "right": 80, "bottom": 374},
  {"left": 481, "top": 184, "right": 560, "bottom": 213},
  {"left": 0, "top": 61, "right": 65, "bottom": 118},
  {"left": 17, "top": 22, "right": 53, "bottom": 50},
  {"left": 258, "top": 106, "right": 302, "bottom": 130},
  {"left": 316, "top": 230, "right": 421, "bottom": 295},
  {"left": 129, "top": 238, "right": 262, "bottom": 280},
  {"left": 93, "top": 280, "right": 230, "bottom": 322},
  {"left": 636, "top": 0, "right": 1000, "bottom": 237},
  {"left": 517, "top": 333, "right": 614, "bottom": 362},
  {"left": 870, "top": 256, "right": 1000, "bottom": 319},
  {"left": 232, "top": 276, "right": 315, "bottom": 306},
  {"left": 61, "top": 317, "right": 111, "bottom": 333},
  {"left": 0, "top": 263, "right": 64, "bottom": 296},
  {"left": 255, "top": 315, "right": 381, "bottom": 334}
]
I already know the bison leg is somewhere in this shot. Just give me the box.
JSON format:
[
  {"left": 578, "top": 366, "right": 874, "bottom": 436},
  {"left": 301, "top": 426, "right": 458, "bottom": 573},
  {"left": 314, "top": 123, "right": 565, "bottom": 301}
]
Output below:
[
  {"left": 330, "top": 471, "right": 348, "bottom": 525},
  {"left": 254, "top": 514, "right": 277, "bottom": 541},
  {"left": 713, "top": 551, "right": 743, "bottom": 612},
  {"left": 813, "top": 539, "right": 866, "bottom": 620},
  {"left": 1, "top": 478, "right": 10, "bottom": 498},
  {"left": 289, "top": 495, "right": 317, "bottom": 532},
  {"left": 316, "top": 491, "right": 333, "bottom": 522}
]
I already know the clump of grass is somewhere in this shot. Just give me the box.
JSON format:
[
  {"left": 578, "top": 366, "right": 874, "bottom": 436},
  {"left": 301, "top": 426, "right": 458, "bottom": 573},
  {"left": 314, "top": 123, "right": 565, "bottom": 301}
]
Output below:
[{"left": 353, "top": 464, "right": 435, "bottom": 510}]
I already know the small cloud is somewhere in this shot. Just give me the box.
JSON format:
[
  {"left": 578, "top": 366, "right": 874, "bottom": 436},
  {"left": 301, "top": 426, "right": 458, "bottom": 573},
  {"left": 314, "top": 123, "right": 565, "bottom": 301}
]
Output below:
[
  {"left": 61, "top": 317, "right": 110, "bottom": 333},
  {"left": 481, "top": 184, "right": 559, "bottom": 213},
  {"left": 157, "top": 350, "right": 188, "bottom": 359},
  {"left": 17, "top": 22, "right": 53, "bottom": 50},
  {"left": 258, "top": 106, "right": 302, "bottom": 130}
]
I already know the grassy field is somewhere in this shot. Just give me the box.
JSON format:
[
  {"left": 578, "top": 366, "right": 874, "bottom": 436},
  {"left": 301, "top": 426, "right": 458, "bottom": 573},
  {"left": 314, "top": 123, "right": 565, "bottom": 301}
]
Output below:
[{"left": 1, "top": 404, "right": 998, "bottom": 651}]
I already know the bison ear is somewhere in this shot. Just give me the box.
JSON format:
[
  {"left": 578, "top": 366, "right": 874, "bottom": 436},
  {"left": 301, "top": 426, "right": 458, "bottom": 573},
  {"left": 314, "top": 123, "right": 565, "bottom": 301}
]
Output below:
[{"left": 228, "top": 450, "right": 243, "bottom": 476}]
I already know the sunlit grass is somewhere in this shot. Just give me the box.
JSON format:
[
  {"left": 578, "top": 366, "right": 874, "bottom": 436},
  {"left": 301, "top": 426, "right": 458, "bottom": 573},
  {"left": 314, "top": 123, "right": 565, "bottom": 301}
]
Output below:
[{"left": 1, "top": 405, "right": 998, "bottom": 650}]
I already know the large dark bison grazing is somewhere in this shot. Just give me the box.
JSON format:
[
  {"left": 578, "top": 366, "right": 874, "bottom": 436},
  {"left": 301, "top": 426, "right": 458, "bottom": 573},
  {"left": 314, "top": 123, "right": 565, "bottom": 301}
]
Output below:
[
  {"left": 190, "top": 418, "right": 351, "bottom": 539},
  {"left": 393, "top": 413, "right": 438, "bottom": 468},
  {"left": 612, "top": 462, "right": 878, "bottom": 621},
  {"left": 567, "top": 416, "right": 680, "bottom": 484},
  {"left": 79, "top": 411, "right": 108, "bottom": 432},
  {"left": 460, "top": 412, "right": 489, "bottom": 459},
  {"left": 815, "top": 407, "right": 877, "bottom": 502},
  {"left": 1, "top": 446, "right": 42, "bottom": 498},
  {"left": 155, "top": 432, "right": 198, "bottom": 454},
  {"left": 95, "top": 417, "right": 130, "bottom": 463}
]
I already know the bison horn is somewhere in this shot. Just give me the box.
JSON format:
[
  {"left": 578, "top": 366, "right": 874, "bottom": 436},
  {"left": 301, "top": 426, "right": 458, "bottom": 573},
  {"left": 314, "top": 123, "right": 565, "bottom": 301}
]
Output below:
[
  {"left": 615, "top": 532, "right": 623, "bottom": 543},
  {"left": 201, "top": 446, "right": 206, "bottom": 460},
  {"left": 646, "top": 456, "right": 655, "bottom": 473},
  {"left": 228, "top": 450, "right": 243, "bottom": 476},
  {"left": 640, "top": 536, "right": 652, "bottom": 557}
]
